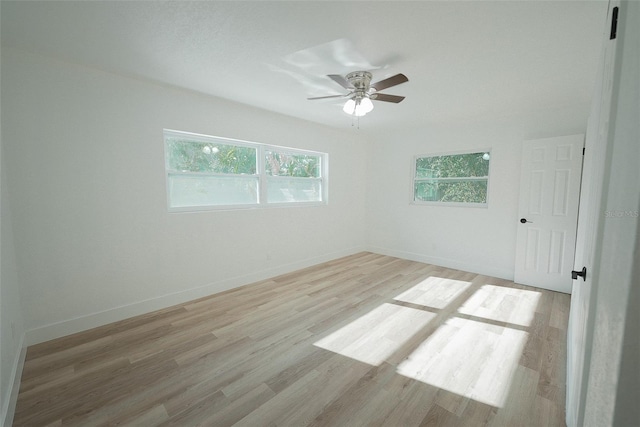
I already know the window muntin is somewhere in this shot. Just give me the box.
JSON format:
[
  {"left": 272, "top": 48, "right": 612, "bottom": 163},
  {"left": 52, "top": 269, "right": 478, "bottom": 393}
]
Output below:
[
  {"left": 164, "top": 130, "right": 327, "bottom": 211},
  {"left": 413, "top": 151, "right": 490, "bottom": 205}
]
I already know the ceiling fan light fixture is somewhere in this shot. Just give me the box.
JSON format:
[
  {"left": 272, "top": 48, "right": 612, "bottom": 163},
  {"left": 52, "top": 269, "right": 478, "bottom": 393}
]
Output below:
[{"left": 343, "top": 96, "right": 374, "bottom": 116}]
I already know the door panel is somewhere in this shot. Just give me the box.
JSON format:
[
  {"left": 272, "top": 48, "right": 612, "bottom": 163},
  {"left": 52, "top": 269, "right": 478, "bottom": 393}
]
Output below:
[
  {"left": 514, "top": 135, "right": 584, "bottom": 293},
  {"left": 552, "top": 169, "right": 570, "bottom": 215},
  {"left": 548, "top": 230, "right": 565, "bottom": 274},
  {"left": 566, "top": 1, "right": 618, "bottom": 425}
]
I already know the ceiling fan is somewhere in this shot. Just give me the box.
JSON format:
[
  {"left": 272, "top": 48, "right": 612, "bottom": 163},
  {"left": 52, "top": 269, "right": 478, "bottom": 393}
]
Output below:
[{"left": 308, "top": 71, "right": 408, "bottom": 117}]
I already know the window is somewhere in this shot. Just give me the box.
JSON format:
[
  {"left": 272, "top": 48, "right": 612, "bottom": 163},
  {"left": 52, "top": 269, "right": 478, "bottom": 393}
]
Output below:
[
  {"left": 265, "top": 149, "right": 323, "bottom": 204},
  {"left": 164, "top": 130, "right": 327, "bottom": 211},
  {"left": 413, "top": 151, "right": 491, "bottom": 206}
]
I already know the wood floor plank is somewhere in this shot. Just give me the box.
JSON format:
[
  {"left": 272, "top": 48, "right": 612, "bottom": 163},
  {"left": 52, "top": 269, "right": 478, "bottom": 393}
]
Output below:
[
  {"left": 307, "top": 362, "right": 398, "bottom": 426},
  {"left": 421, "top": 404, "right": 459, "bottom": 427},
  {"left": 13, "top": 252, "right": 570, "bottom": 426},
  {"left": 183, "top": 383, "right": 276, "bottom": 427},
  {"left": 379, "top": 381, "right": 439, "bottom": 427}
]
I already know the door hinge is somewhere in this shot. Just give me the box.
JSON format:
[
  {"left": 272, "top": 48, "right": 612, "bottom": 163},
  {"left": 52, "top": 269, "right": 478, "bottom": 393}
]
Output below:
[
  {"left": 583, "top": 147, "right": 585, "bottom": 155},
  {"left": 610, "top": 6, "right": 619, "bottom": 40}
]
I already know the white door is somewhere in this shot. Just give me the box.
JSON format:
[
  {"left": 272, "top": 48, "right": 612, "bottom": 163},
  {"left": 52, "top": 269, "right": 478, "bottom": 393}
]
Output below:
[
  {"left": 566, "top": 2, "right": 619, "bottom": 425},
  {"left": 514, "top": 135, "right": 584, "bottom": 293}
]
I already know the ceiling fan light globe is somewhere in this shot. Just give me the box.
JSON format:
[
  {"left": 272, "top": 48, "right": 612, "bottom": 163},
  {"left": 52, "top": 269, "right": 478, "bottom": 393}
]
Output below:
[
  {"left": 359, "top": 97, "right": 374, "bottom": 114},
  {"left": 343, "top": 99, "right": 356, "bottom": 115}
]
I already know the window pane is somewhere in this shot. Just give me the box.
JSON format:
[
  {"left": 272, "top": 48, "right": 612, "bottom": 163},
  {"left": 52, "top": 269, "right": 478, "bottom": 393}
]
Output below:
[
  {"left": 265, "top": 151, "right": 320, "bottom": 177},
  {"left": 267, "top": 178, "right": 322, "bottom": 203},
  {"left": 168, "top": 174, "right": 258, "bottom": 207},
  {"left": 164, "top": 130, "right": 327, "bottom": 210},
  {"left": 166, "top": 137, "right": 256, "bottom": 174},
  {"left": 415, "top": 180, "right": 488, "bottom": 204},
  {"left": 416, "top": 152, "right": 489, "bottom": 179}
]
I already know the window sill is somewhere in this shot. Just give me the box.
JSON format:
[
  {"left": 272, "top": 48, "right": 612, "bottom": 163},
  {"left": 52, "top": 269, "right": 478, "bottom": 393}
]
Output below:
[
  {"left": 168, "top": 201, "right": 328, "bottom": 213},
  {"left": 410, "top": 201, "right": 488, "bottom": 209}
]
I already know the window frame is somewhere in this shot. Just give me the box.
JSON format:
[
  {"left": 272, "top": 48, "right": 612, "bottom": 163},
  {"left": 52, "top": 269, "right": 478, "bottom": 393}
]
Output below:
[
  {"left": 411, "top": 148, "right": 492, "bottom": 208},
  {"left": 164, "top": 129, "right": 328, "bottom": 212}
]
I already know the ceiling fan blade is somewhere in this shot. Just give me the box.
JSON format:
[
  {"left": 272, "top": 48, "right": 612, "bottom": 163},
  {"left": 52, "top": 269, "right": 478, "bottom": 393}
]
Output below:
[
  {"left": 372, "top": 93, "right": 405, "bottom": 103},
  {"left": 370, "top": 73, "right": 408, "bottom": 92},
  {"left": 307, "top": 94, "right": 347, "bottom": 100},
  {"left": 327, "top": 74, "right": 354, "bottom": 90}
]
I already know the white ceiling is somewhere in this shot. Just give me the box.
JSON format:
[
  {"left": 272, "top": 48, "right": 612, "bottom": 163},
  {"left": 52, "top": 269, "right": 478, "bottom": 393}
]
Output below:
[{"left": 1, "top": 1, "right": 608, "bottom": 132}]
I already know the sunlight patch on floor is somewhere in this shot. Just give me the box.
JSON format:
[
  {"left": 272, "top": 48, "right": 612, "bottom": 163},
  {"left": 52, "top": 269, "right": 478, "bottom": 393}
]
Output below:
[
  {"left": 396, "top": 316, "right": 529, "bottom": 407},
  {"left": 393, "top": 277, "right": 472, "bottom": 309},
  {"left": 314, "top": 303, "right": 436, "bottom": 366},
  {"left": 457, "top": 285, "right": 541, "bottom": 327}
]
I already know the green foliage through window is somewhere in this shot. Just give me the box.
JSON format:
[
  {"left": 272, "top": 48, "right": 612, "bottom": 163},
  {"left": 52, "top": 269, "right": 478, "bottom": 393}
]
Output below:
[
  {"left": 414, "top": 152, "right": 490, "bottom": 205},
  {"left": 265, "top": 151, "right": 320, "bottom": 177},
  {"left": 166, "top": 137, "right": 256, "bottom": 175}
]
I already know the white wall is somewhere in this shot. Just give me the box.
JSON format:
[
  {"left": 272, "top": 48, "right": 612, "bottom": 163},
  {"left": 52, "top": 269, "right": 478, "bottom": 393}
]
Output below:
[
  {"left": 366, "top": 112, "right": 590, "bottom": 281},
  {"left": 1, "top": 49, "right": 368, "bottom": 344}
]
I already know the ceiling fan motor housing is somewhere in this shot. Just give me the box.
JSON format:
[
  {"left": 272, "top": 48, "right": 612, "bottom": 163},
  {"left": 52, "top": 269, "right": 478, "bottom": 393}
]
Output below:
[{"left": 346, "top": 71, "right": 373, "bottom": 99}]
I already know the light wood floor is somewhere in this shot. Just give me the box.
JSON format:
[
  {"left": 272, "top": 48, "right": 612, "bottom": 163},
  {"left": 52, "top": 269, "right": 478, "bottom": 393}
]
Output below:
[{"left": 14, "top": 253, "right": 569, "bottom": 426}]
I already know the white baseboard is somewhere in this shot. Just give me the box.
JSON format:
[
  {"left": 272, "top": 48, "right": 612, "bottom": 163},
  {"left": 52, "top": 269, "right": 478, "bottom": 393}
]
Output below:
[
  {"left": 24, "top": 246, "right": 367, "bottom": 346},
  {"left": 366, "top": 246, "right": 514, "bottom": 281},
  {"left": 1, "top": 334, "right": 26, "bottom": 427}
]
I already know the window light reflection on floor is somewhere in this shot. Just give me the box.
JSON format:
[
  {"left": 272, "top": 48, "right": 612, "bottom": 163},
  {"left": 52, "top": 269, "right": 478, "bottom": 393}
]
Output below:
[
  {"left": 396, "top": 316, "right": 529, "bottom": 407},
  {"left": 313, "top": 303, "right": 436, "bottom": 366},
  {"left": 314, "top": 275, "right": 542, "bottom": 408},
  {"left": 397, "top": 284, "right": 540, "bottom": 407},
  {"left": 457, "top": 285, "right": 541, "bottom": 327},
  {"left": 393, "top": 276, "right": 472, "bottom": 309}
]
